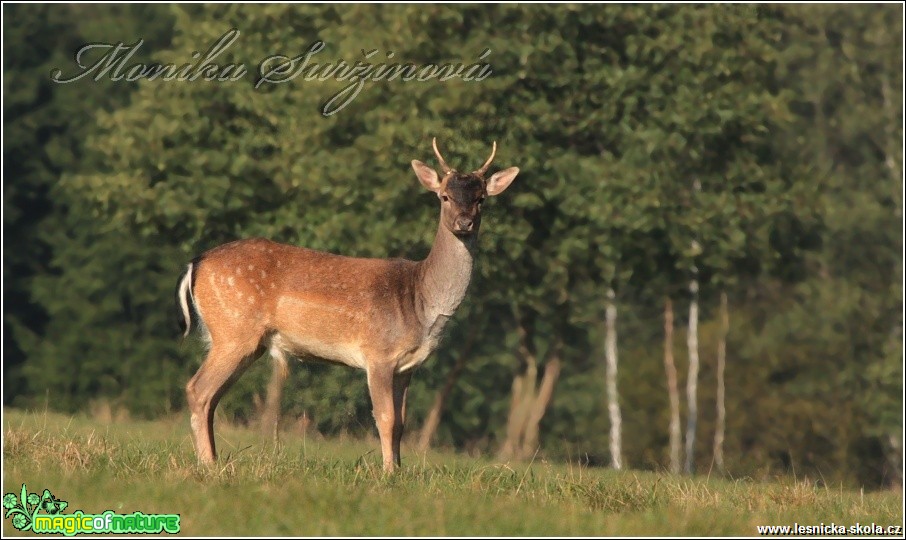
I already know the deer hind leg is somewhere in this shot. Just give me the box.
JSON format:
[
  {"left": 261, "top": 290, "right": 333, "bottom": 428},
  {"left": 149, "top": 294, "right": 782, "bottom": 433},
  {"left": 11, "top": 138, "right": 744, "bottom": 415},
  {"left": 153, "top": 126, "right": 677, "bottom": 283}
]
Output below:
[
  {"left": 186, "top": 339, "right": 264, "bottom": 464},
  {"left": 259, "top": 342, "right": 290, "bottom": 441},
  {"left": 391, "top": 370, "right": 413, "bottom": 468}
]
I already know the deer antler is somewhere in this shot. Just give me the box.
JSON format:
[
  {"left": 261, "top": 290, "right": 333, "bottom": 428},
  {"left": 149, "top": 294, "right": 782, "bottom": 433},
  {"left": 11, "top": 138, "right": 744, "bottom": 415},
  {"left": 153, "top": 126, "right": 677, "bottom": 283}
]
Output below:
[
  {"left": 432, "top": 137, "right": 453, "bottom": 174},
  {"left": 473, "top": 141, "right": 497, "bottom": 176}
]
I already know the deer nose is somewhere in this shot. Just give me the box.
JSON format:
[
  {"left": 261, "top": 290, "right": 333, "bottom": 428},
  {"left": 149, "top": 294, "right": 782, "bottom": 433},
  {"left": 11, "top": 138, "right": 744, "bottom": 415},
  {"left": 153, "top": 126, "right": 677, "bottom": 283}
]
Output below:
[{"left": 455, "top": 217, "right": 474, "bottom": 231}]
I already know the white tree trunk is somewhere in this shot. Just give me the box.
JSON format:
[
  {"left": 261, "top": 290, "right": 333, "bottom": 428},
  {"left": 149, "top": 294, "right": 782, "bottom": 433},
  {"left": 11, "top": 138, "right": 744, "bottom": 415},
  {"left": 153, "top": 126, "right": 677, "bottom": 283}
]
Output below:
[
  {"left": 888, "top": 432, "right": 902, "bottom": 490},
  {"left": 605, "top": 287, "right": 622, "bottom": 470},
  {"left": 880, "top": 73, "right": 902, "bottom": 188},
  {"left": 714, "top": 290, "right": 728, "bottom": 472},
  {"left": 880, "top": 73, "right": 903, "bottom": 491},
  {"left": 664, "top": 297, "right": 682, "bottom": 474},
  {"left": 684, "top": 275, "right": 699, "bottom": 474}
]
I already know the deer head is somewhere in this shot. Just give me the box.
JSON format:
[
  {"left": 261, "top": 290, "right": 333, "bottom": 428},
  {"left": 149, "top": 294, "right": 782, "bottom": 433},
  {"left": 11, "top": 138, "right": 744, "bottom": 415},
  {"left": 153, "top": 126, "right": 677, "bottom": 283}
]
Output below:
[{"left": 411, "top": 138, "right": 520, "bottom": 236}]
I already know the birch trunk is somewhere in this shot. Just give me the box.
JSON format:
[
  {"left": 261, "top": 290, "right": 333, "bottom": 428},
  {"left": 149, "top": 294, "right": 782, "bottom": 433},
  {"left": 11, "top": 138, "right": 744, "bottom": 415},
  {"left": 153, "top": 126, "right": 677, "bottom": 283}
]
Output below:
[
  {"left": 888, "top": 432, "right": 902, "bottom": 490},
  {"left": 684, "top": 275, "right": 700, "bottom": 474},
  {"left": 880, "top": 73, "right": 902, "bottom": 187},
  {"left": 663, "top": 297, "right": 682, "bottom": 474},
  {"left": 714, "top": 290, "right": 728, "bottom": 472},
  {"left": 881, "top": 73, "right": 903, "bottom": 491},
  {"left": 605, "top": 287, "right": 622, "bottom": 470}
]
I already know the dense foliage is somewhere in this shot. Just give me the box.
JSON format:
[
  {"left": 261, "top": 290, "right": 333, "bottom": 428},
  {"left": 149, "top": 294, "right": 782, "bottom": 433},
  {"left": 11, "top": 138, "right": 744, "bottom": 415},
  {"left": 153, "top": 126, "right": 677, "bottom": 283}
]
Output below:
[{"left": 4, "top": 4, "right": 901, "bottom": 488}]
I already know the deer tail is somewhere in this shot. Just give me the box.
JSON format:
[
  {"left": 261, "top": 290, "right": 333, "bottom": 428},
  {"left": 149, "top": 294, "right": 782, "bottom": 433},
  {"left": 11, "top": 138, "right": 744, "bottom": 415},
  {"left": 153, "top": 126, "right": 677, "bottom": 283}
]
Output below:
[{"left": 177, "top": 262, "right": 196, "bottom": 338}]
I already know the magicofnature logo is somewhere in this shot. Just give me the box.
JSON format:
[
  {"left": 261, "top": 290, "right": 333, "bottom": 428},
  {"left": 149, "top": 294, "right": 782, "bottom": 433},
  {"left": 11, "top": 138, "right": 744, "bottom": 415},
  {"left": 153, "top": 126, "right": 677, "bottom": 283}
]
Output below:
[{"left": 3, "top": 484, "right": 180, "bottom": 535}]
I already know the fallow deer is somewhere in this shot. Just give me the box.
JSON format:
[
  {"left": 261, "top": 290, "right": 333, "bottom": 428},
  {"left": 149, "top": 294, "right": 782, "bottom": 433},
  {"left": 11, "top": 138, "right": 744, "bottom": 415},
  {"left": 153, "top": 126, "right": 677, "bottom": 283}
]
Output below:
[{"left": 177, "top": 139, "right": 519, "bottom": 472}]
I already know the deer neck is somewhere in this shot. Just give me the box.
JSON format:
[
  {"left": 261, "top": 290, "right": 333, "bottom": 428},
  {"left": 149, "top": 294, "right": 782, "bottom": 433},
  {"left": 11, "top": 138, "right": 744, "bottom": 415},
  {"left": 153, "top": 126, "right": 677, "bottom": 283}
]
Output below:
[{"left": 417, "top": 222, "right": 477, "bottom": 323}]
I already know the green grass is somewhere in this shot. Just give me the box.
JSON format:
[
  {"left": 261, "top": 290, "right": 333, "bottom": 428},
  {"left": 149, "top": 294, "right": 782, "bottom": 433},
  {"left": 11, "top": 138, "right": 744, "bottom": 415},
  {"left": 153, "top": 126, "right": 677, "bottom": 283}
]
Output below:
[{"left": 3, "top": 408, "right": 901, "bottom": 536}]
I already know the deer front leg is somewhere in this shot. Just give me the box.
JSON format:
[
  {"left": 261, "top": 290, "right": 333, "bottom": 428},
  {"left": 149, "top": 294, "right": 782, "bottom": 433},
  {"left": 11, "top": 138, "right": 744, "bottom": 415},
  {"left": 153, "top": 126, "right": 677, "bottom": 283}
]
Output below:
[
  {"left": 392, "top": 370, "right": 413, "bottom": 468},
  {"left": 367, "top": 365, "right": 398, "bottom": 473}
]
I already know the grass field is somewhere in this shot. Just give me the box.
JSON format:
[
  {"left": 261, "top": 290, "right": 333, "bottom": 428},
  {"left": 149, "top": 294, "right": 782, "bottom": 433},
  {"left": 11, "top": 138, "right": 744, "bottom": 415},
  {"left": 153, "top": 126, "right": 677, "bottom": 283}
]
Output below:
[{"left": 2, "top": 408, "right": 902, "bottom": 536}]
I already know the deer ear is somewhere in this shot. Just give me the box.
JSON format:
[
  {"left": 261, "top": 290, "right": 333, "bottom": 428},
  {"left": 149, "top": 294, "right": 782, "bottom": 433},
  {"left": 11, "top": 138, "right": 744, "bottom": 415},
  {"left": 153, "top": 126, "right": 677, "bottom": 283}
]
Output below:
[
  {"left": 412, "top": 160, "right": 441, "bottom": 192},
  {"left": 486, "top": 167, "right": 519, "bottom": 196}
]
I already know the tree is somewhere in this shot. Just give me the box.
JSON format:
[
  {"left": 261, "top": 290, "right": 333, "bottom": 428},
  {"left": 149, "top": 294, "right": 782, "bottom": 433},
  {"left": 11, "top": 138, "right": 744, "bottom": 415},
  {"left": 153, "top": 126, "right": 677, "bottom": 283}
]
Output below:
[
  {"left": 663, "top": 297, "right": 681, "bottom": 473},
  {"left": 713, "top": 291, "right": 729, "bottom": 472},
  {"left": 766, "top": 3, "right": 903, "bottom": 486},
  {"left": 604, "top": 288, "right": 622, "bottom": 469},
  {"left": 5, "top": 4, "right": 175, "bottom": 412}
]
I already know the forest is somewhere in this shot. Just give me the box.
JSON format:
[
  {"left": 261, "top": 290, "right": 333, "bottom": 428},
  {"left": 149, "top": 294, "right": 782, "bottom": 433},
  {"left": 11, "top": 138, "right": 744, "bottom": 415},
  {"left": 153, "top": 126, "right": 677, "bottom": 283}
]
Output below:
[{"left": 3, "top": 3, "right": 902, "bottom": 489}]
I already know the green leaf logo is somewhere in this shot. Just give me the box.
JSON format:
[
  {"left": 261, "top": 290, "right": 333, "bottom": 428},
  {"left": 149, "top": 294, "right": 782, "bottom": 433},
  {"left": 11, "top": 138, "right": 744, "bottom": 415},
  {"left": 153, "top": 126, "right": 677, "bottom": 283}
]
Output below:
[
  {"left": 3, "top": 484, "right": 68, "bottom": 531},
  {"left": 40, "top": 489, "right": 67, "bottom": 515}
]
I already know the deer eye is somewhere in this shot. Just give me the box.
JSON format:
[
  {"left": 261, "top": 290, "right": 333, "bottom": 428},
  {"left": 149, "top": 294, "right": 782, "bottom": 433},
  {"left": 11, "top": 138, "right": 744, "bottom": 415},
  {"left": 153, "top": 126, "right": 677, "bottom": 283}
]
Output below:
[{"left": 441, "top": 194, "right": 449, "bottom": 202}]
